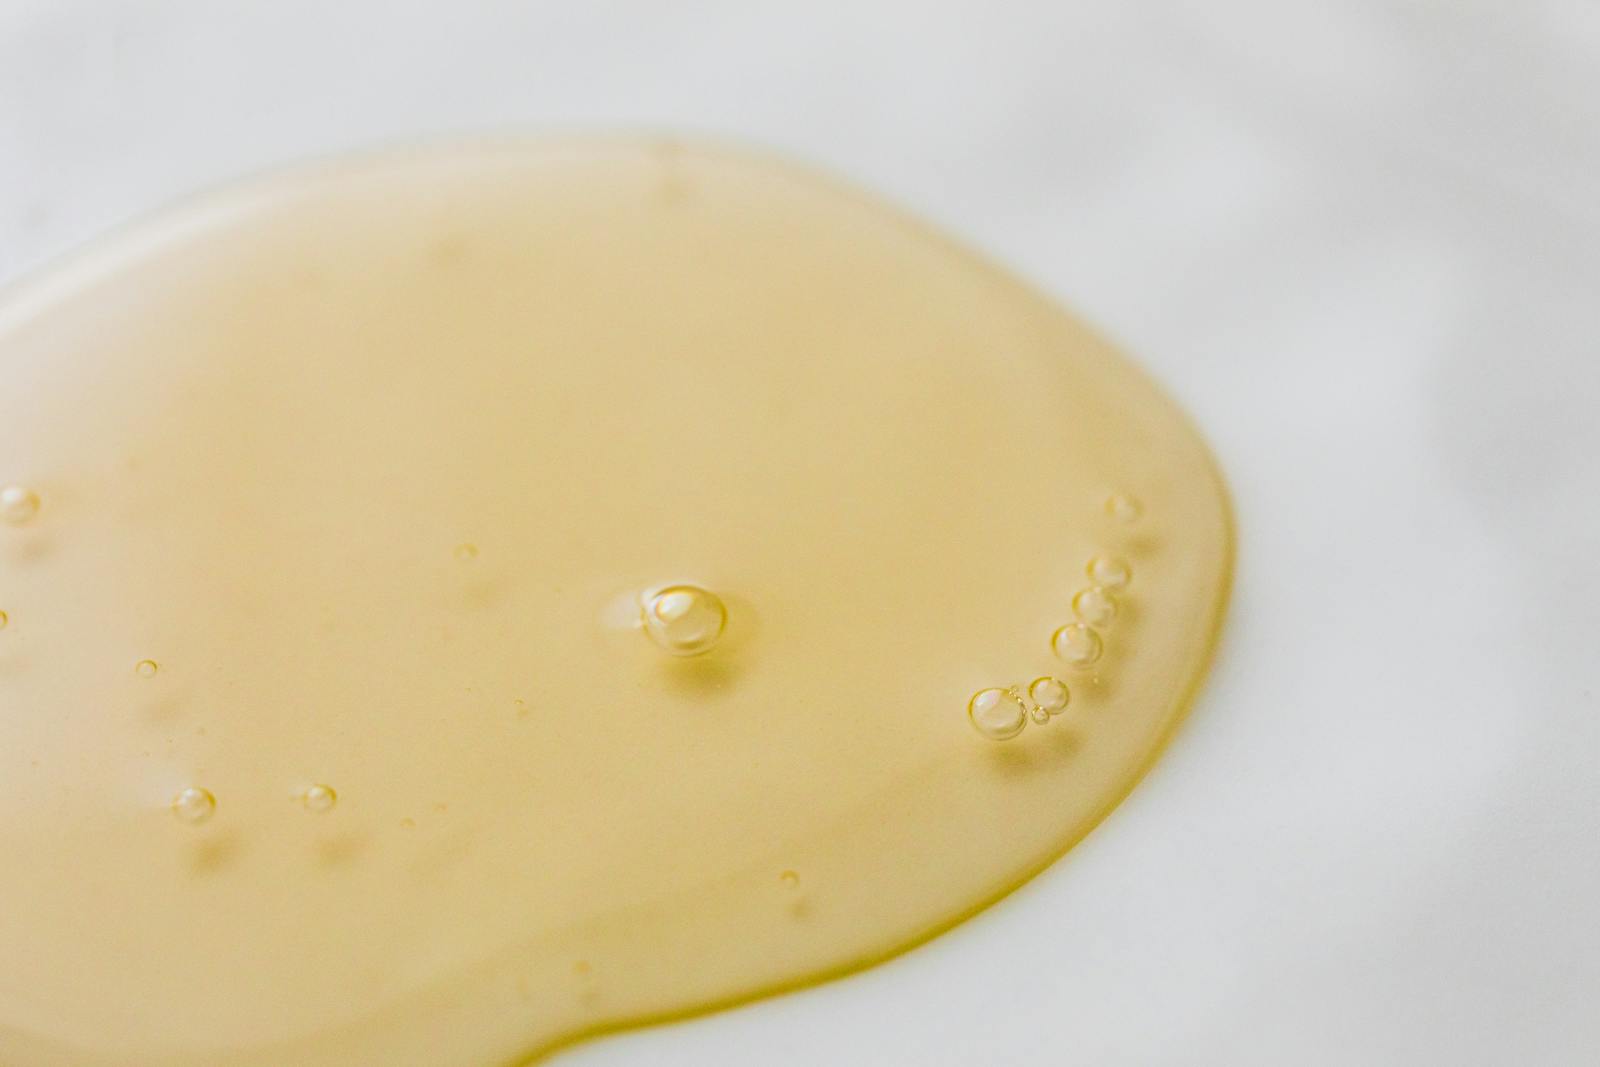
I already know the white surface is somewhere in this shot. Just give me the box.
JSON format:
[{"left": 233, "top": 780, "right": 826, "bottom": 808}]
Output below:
[{"left": 3, "top": 2, "right": 1597, "bottom": 1064}]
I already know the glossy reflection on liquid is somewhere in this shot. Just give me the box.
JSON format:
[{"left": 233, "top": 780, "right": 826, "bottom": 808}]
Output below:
[{"left": 0, "top": 139, "right": 1231, "bottom": 1067}]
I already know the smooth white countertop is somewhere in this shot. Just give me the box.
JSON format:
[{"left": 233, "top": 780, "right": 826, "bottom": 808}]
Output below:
[{"left": 3, "top": 2, "right": 1597, "bottom": 1063}]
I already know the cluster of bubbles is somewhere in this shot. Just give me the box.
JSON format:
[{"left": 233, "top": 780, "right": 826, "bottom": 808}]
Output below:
[
  {"left": 967, "top": 676, "right": 1073, "bottom": 740},
  {"left": 1051, "top": 554, "right": 1129, "bottom": 666},
  {"left": 4, "top": 487, "right": 343, "bottom": 829},
  {"left": 147, "top": 646, "right": 336, "bottom": 823},
  {"left": 167, "top": 781, "right": 339, "bottom": 825},
  {"left": 968, "top": 494, "right": 1141, "bottom": 741}
]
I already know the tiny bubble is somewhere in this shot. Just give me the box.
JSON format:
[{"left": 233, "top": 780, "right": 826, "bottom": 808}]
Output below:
[
  {"left": 1086, "top": 555, "right": 1131, "bottom": 589},
  {"left": 1072, "top": 586, "right": 1118, "bottom": 626},
  {"left": 780, "top": 870, "right": 800, "bottom": 889},
  {"left": 454, "top": 543, "right": 479, "bottom": 562},
  {"left": 1105, "top": 493, "right": 1142, "bottom": 524},
  {"left": 0, "top": 485, "right": 41, "bottom": 526},
  {"left": 1028, "top": 676, "right": 1071, "bottom": 714},
  {"left": 1052, "top": 622, "right": 1103, "bottom": 668},
  {"left": 135, "top": 659, "right": 159, "bottom": 678},
  {"left": 302, "top": 784, "right": 338, "bottom": 813},
  {"left": 641, "top": 584, "right": 727, "bottom": 657},
  {"left": 171, "top": 786, "right": 216, "bottom": 825},
  {"left": 968, "top": 687, "right": 1027, "bottom": 740}
]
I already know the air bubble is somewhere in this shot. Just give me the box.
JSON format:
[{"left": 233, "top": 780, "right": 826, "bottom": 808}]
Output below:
[
  {"left": 1086, "top": 555, "right": 1131, "bottom": 589},
  {"left": 780, "top": 870, "right": 800, "bottom": 889},
  {"left": 968, "top": 687, "right": 1026, "bottom": 741},
  {"left": 641, "top": 584, "right": 727, "bottom": 657},
  {"left": 1028, "top": 676, "right": 1070, "bottom": 714},
  {"left": 0, "top": 485, "right": 40, "bottom": 526},
  {"left": 1051, "top": 622, "right": 1103, "bottom": 668},
  {"left": 0, "top": 610, "right": 7, "bottom": 631},
  {"left": 303, "top": 784, "right": 338, "bottom": 813},
  {"left": 454, "top": 543, "right": 479, "bottom": 561},
  {"left": 135, "top": 659, "right": 159, "bottom": 678},
  {"left": 1105, "top": 493, "right": 1142, "bottom": 524},
  {"left": 171, "top": 787, "right": 216, "bottom": 825},
  {"left": 1072, "top": 586, "right": 1118, "bottom": 626}
]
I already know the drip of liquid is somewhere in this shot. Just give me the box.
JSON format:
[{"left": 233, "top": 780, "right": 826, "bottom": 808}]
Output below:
[{"left": 0, "top": 139, "right": 1232, "bottom": 1066}]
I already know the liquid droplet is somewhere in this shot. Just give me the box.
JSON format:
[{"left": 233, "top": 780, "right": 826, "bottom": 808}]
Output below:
[
  {"left": 1105, "top": 493, "right": 1142, "bottom": 524},
  {"left": 1086, "top": 555, "right": 1131, "bottom": 589},
  {"left": 1072, "top": 586, "right": 1118, "bottom": 626},
  {"left": 1051, "top": 622, "right": 1103, "bottom": 668},
  {"left": 135, "top": 659, "right": 159, "bottom": 678},
  {"left": 171, "top": 787, "right": 216, "bottom": 825},
  {"left": 780, "top": 870, "right": 800, "bottom": 889},
  {"left": 641, "top": 584, "right": 727, "bottom": 657},
  {"left": 1028, "top": 676, "right": 1070, "bottom": 714},
  {"left": 302, "top": 784, "right": 338, "bottom": 813},
  {"left": 967, "top": 687, "right": 1026, "bottom": 740},
  {"left": 0, "top": 485, "right": 40, "bottom": 526}
]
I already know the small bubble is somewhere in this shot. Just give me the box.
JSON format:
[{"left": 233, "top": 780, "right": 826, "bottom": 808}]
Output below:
[
  {"left": 780, "top": 870, "right": 800, "bottom": 889},
  {"left": 1105, "top": 493, "right": 1142, "bottom": 524},
  {"left": 135, "top": 659, "right": 159, "bottom": 678},
  {"left": 1072, "top": 586, "right": 1118, "bottom": 626},
  {"left": 641, "top": 584, "right": 727, "bottom": 657},
  {"left": 302, "top": 784, "right": 338, "bottom": 813},
  {"left": 0, "top": 485, "right": 41, "bottom": 526},
  {"left": 400, "top": 817, "right": 417, "bottom": 830},
  {"left": 171, "top": 786, "right": 216, "bottom": 825},
  {"left": 1086, "top": 555, "right": 1131, "bottom": 589},
  {"left": 968, "top": 687, "right": 1026, "bottom": 740},
  {"left": 1028, "top": 676, "right": 1071, "bottom": 714},
  {"left": 1029, "top": 704, "right": 1050, "bottom": 725},
  {"left": 0, "top": 610, "right": 8, "bottom": 630},
  {"left": 454, "top": 543, "right": 479, "bottom": 561},
  {"left": 1052, "top": 622, "right": 1103, "bottom": 668}
]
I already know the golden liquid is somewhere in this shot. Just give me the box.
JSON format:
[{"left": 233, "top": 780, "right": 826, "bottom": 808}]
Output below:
[{"left": 0, "top": 139, "right": 1232, "bottom": 1066}]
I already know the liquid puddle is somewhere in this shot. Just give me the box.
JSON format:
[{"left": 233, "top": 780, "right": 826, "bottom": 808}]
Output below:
[{"left": 0, "top": 138, "right": 1232, "bottom": 1066}]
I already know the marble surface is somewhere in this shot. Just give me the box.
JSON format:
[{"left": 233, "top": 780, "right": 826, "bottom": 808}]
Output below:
[{"left": 2, "top": 2, "right": 1597, "bottom": 1064}]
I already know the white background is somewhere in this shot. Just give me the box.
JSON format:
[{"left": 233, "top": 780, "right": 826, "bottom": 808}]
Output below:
[{"left": 3, "top": 2, "right": 1597, "bottom": 1064}]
